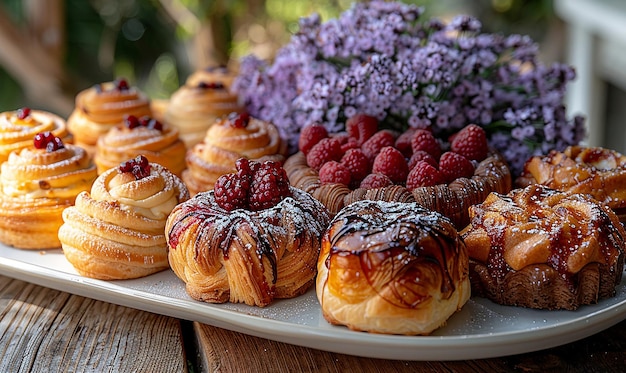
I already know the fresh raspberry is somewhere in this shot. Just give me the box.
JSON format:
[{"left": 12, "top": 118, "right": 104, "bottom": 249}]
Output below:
[
  {"left": 340, "top": 148, "right": 371, "bottom": 184},
  {"left": 406, "top": 160, "right": 444, "bottom": 190},
  {"left": 248, "top": 161, "right": 292, "bottom": 211},
  {"left": 299, "top": 124, "right": 328, "bottom": 155},
  {"left": 306, "top": 137, "right": 343, "bottom": 171},
  {"left": 439, "top": 152, "right": 475, "bottom": 182},
  {"left": 214, "top": 173, "right": 249, "bottom": 211},
  {"left": 359, "top": 173, "right": 394, "bottom": 189},
  {"left": 408, "top": 150, "right": 438, "bottom": 170},
  {"left": 340, "top": 138, "right": 360, "bottom": 152},
  {"left": 361, "top": 130, "right": 396, "bottom": 161},
  {"left": 346, "top": 114, "right": 378, "bottom": 145},
  {"left": 450, "top": 124, "right": 488, "bottom": 161},
  {"left": 318, "top": 161, "right": 351, "bottom": 185},
  {"left": 395, "top": 128, "right": 416, "bottom": 158},
  {"left": 371, "top": 146, "right": 409, "bottom": 184},
  {"left": 411, "top": 129, "right": 441, "bottom": 159},
  {"left": 118, "top": 155, "right": 151, "bottom": 180}
]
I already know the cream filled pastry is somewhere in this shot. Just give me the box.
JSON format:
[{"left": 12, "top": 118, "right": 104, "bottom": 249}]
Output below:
[
  {"left": 95, "top": 114, "right": 186, "bottom": 176},
  {"left": 67, "top": 78, "right": 151, "bottom": 155},
  {"left": 182, "top": 112, "right": 286, "bottom": 194},
  {"left": 0, "top": 107, "right": 72, "bottom": 163},
  {"left": 0, "top": 133, "right": 96, "bottom": 249},
  {"left": 59, "top": 155, "right": 189, "bottom": 279}
]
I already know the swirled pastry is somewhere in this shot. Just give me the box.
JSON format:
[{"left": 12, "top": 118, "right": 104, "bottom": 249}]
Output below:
[
  {"left": 461, "top": 184, "right": 625, "bottom": 310},
  {"left": 0, "top": 107, "right": 72, "bottom": 163},
  {"left": 166, "top": 159, "right": 330, "bottom": 307},
  {"left": 182, "top": 112, "right": 287, "bottom": 195},
  {"left": 0, "top": 133, "right": 96, "bottom": 249},
  {"left": 59, "top": 155, "right": 189, "bottom": 279},
  {"left": 317, "top": 200, "right": 470, "bottom": 335},
  {"left": 67, "top": 78, "right": 151, "bottom": 155},
  {"left": 95, "top": 115, "right": 186, "bottom": 175},
  {"left": 517, "top": 146, "right": 626, "bottom": 220}
]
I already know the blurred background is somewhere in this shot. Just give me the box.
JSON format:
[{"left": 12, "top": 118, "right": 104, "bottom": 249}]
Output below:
[{"left": 0, "top": 0, "right": 623, "bottom": 150}]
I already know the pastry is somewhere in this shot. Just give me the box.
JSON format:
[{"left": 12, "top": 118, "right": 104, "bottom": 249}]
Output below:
[
  {"left": 95, "top": 114, "right": 187, "bottom": 176},
  {"left": 164, "top": 66, "right": 243, "bottom": 148},
  {"left": 0, "top": 107, "right": 72, "bottom": 163},
  {"left": 317, "top": 200, "right": 470, "bottom": 335},
  {"left": 182, "top": 112, "right": 287, "bottom": 195},
  {"left": 166, "top": 158, "right": 330, "bottom": 307},
  {"left": 59, "top": 155, "right": 189, "bottom": 279},
  {"left": 517, "top": 146, "right": 626, "bottom": 220},
  {"left": 461, "top": 184, "right": 625, "bottom": 310},
  {"left": 0, "top": 132, "right": 96, "bottom": 249},
  {"left": 67, "top": 78, "right": 152, "bottom": 155}
]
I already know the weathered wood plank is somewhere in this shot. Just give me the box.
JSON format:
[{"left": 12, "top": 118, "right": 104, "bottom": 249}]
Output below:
[{"left": 0, "top": 276, "right": 187, "bottom": 372}]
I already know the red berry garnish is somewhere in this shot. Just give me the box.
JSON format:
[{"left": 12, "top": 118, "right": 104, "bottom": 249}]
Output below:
[
  {"left": 298, "top": 124, "right": 328, "bottom": 155},
  {"left": 371, "top": 146, "right": 409, "bottom": 184},
  {"left": 248, "top": 161, "right": 292, "bottom": 211},
  {"left": 450, "top": 124, "right": 488, "bottom": 161},
  {"left": 361, "top": 130, "right": 396, "bottom": 161},
  {"left": 439, "top": 151, "right": 475, "bottom": 182},
  {"left": 214, "top": 173, "right": 249, "bottom": 211},
  {"left": 346, "top": 114, "right": 378, "bottom": 145},
  {"left": 228, "top": 112, "right": 250, "bottom": 128},
  {"left": 406, "top": 161, "right": 445, "bottom": 190},
  {"left": 33, "top": 131, "right": 64, "bottom": 152},
  {"left": 411, "top": 129, "right": 441, "bottom": 159},
  {"left": 114, "top": 78, "right": 130, "bottom": 91},
  {"left": 306, "top": 137, "right": 343, "bottom": 171},
  {"left": 198, "top": 81, "right": 225, "bottom": 89},
  {"left": 118, "top": 155, "right": 151, "bottom": 180},
  {"left": 408, "top": 150, "right": 438, "bottom": 170},
  {"left": 395, "top": 128, "right": 416, "bottom": 158},
  {"left": 340, "top": 148, "right": 371, "bottom": 185},
  {"left": 124, "top": 115, "right": 140, "bottom": 129},
  {"left": 319, "top": 161, "right": 351, "bottom": 186},
  {"left": 124, "top": 115, "right": 163, "bottom": 131},
  {"left": 359, "top": 173, "right": 393, "bottom": 189},
  {"left": 16, "top": 107, "right": 31, "bottom": 120}
]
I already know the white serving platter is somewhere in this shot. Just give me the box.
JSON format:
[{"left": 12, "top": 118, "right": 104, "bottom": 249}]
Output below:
[{"left": 1, "top": 244, "right": 625, "bottom": 361}]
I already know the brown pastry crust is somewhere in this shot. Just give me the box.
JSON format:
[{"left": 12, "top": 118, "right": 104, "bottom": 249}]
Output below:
[
  {"left": 461, "top": 184, "right": 625, "bottom": 310},
  {"left": 317, "top": 200, "right": 470, "bottom": 335},
  {"left": 0, "top": 144, "right": 97, "bottom": 249},
  {"left": 517, "top": 146, "right": 626, "bottom": 220},
  {"left": 182, "top": 116, "right": 287, "bottom": 195},
  {"left": 0, "top": 109, "right": 72, "bottom": 163},
  {"left": 284, "top": 150, "right": 511, "bottom": 228},
  {"left": 95, "top": 123, "right": 187, "bottom": 176},
  {"left": 67, "top": 81, "right": 151, "bottom": 154},
  {"left": 59, "top": 163, "right": 189, "bottom": 279},
  {"left": 165, "top": 187, "right": 330, "bottom": 307}
]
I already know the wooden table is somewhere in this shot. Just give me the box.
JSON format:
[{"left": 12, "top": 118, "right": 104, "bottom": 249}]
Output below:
[{"left": 1, "top": 275, "right": 626, "bottom": 372}]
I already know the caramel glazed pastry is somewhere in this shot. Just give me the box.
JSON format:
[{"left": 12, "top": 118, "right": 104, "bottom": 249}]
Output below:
[
  {"left": 0, "top": 133, "right": 96, "bottom": 249},
  {"left": 164, "top": 66, "right": 243, "bottom": 148},
  {"left": 95, "top": 114, "right": 186, "bottom": 176},
  {"left": 0, "top": 107, "right": 72, "bottom": 164},
  {"left": 166, "top": 158, "right": 330, "bottom": 307},
  {"left": 517, "top": 145, "right": 626, "bottom": 221},
  {"left": 67, "top": 78, "right": 152, "bottom": 155},
  {"left": 317, "top": 200, "right": 470, "bottom": 335},
  {"left": 461, "top": 184, "right": 626, "bottom": 310},
  {"left": 59, "top": 155, "right": 189, "bottom": 280},
  {"left": 183, "top": 112, "right": 287, "bottom": 195}
]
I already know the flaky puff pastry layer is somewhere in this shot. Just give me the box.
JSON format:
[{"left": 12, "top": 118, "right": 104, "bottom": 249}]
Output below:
[
  {"left": 182, "top": 116, "right": 287, "bottom": 195},
  {"left": 165, "top": 187, "right": 330, "bottom": 307},
  {"left": 317, "top": 200, "right": 470, "bottom": 335},
  {"left": 59, "top": 163, "right": 189, "bottom": 280},
  {"left": 95, "top": 124, "right": 187, "bottom": 176},
  {"left": 165, "top": 67, "right": 242, "bottom": 148},
  {"left": 0, "top": 145, "right": 97, "bottom": 249},
  {"left": 67, "top": 81, "right": 151, "bottom": 154},
  {"left": 0, "top": 109, "right": 72, "bottom": 163}
]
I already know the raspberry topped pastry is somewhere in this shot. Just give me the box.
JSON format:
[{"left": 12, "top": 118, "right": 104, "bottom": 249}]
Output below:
[
  {"left": 0, "top": 133, "right": 97, "bottom": 249},
  {"left": 284, "top": 116, "right": 511, "bottom": 227},
  {"left": 166, "top": 158, "right": 330, "bottom": 307},
  {"left": 59, "top": 155, "right": 189, "bottom": 279},
  {"left": 0, "top": 107, "right": 72, "bottom": 163},
  {"left": 67, "top": 78, "right": 152, "bottom": 155}
]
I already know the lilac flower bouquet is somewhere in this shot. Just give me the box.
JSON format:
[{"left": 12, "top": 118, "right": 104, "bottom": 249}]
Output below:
[{"left": 232, "top": 0, "right": 585, "bottom": 176}]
